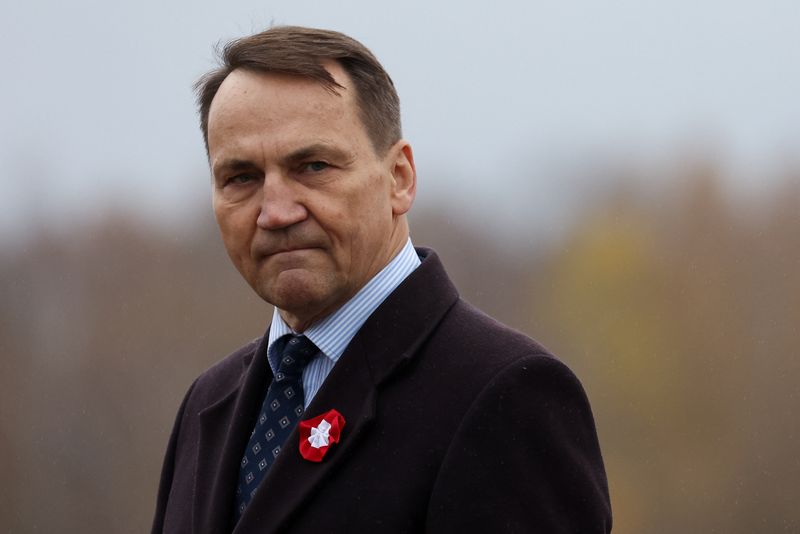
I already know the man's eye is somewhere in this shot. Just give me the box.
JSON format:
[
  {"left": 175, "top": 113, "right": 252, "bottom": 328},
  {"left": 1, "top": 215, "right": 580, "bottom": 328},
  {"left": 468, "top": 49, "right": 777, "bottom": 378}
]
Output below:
[
  {"left": 304, "top": 161, "right": 329, "bottom": 172},
  {"left": 227, "top": 174, "right": 256, "bottom": 185}
]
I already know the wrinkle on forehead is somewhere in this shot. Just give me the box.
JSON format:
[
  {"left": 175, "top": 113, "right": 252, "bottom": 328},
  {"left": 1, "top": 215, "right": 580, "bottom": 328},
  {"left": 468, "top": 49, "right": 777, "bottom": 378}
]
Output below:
[
  {"left": 208, "top": 65, "right": 355, "bottom": 129},
  {"left": 207, "top": 66, "right": 369, "bottom": 172}
]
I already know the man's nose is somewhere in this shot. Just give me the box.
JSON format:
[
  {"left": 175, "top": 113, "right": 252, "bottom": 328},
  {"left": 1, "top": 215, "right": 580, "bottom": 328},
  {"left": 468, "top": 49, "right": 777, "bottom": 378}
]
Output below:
[{"left": 256, "top": 175, "right": 308, "bottom": 230}]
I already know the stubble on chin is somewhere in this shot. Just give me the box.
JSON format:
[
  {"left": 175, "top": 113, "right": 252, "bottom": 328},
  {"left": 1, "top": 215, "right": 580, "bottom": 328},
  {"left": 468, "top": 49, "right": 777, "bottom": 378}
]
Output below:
[{"left": 256, "top": 267, "right": 342, "bottom": 323}]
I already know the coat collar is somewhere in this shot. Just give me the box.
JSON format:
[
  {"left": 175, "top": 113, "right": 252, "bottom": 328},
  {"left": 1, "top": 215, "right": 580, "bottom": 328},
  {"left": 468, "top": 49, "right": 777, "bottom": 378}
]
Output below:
[
  {"left": 195, "top": 248, "right": 458, "bottom": 534},
  {"left": 195, "top": 336, "right": 271, "bottom": 534}
]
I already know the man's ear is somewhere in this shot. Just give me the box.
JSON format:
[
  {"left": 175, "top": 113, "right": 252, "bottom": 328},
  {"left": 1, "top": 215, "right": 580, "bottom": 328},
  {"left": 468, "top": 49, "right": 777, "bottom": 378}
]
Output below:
[{"left": 387, "top": 140, "right": 416, "bottom": 216}]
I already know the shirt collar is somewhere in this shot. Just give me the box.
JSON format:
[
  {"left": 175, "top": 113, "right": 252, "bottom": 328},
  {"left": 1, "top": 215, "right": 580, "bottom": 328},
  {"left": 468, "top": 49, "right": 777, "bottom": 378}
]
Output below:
[{"left": 267, "top": 238, "right": 420, "bottom": 370}]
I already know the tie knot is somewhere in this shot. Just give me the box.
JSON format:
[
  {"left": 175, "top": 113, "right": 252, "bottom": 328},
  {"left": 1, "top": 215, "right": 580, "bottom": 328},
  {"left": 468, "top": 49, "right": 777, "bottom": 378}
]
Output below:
[{"left": 274, "top": 335, "right": 317, "bottom": 381}]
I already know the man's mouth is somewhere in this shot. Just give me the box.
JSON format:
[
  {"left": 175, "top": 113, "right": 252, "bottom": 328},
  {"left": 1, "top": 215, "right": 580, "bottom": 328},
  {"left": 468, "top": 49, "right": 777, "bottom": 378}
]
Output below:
[{"left": 254, "top": 245, "right": 319, "bottom": 261}]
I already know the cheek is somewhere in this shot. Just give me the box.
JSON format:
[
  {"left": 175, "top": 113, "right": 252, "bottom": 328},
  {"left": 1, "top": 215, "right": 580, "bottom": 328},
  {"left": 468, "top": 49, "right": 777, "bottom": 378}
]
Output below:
[
  {"left": 358, "top": 188, "right": 394, "bottom": 230},
  {"left": 215, "top": 207, "right": 254, "bottom": 261},
  {"left": 326, "top": 200, "right": 373, "bottom": 246},
  {"left": 311, "top": 178, "right": 392, "bottom": 252}
]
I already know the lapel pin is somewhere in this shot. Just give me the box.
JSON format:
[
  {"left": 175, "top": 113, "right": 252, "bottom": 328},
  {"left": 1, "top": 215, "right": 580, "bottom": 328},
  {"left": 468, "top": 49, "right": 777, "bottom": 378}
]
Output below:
[{"left": 299, "top": 409, "right": 345, "bottom": 462}]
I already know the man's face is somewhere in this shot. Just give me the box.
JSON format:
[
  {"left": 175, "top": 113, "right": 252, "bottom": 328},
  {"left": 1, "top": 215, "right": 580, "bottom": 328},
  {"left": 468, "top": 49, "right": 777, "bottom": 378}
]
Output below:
[{"left": 207, "top": 64, "right": 414, "bottom": 330}]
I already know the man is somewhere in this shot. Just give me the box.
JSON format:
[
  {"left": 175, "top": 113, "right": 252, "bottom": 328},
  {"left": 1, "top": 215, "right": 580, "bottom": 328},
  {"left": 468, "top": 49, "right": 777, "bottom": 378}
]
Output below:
[{"left": 152, "top": 26, "right": 611, "bottom": 533}]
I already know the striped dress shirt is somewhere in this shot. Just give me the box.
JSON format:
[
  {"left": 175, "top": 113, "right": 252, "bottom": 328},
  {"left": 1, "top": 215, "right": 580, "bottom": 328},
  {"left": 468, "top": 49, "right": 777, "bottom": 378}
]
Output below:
[{"left": 266, "top": 238, "right": 421, "bottom": 406}]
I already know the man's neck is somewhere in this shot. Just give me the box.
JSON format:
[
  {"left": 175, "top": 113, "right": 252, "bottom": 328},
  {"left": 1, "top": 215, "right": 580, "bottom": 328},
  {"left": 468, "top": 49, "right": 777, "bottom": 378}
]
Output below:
[
  {"left": 267, "top": 237, "right": 421, "bottom": 361},
  {"left": 278, "top": 228, "right": 410, "bottom": 332}
]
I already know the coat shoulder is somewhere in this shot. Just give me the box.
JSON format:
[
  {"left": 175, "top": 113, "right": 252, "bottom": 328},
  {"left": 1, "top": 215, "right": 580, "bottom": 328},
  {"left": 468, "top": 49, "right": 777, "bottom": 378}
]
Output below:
[
  {"left": 434, "top": 297, "right": 558, "bottom": 374},
  {"left": 424, "top": 300, "right": 612, "bottom": 532}
]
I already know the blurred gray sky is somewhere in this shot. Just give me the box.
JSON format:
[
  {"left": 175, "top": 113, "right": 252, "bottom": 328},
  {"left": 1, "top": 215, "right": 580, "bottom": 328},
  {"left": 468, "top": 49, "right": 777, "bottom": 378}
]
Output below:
[{"left": 2, "top": 0, "right": 799, "bottom": 244}]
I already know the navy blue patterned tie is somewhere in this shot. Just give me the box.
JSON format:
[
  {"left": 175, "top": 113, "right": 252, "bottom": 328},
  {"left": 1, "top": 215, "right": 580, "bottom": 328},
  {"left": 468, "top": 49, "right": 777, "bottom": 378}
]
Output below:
[{"left": 234, "top": 334, "right": 317, "bottom": 520}]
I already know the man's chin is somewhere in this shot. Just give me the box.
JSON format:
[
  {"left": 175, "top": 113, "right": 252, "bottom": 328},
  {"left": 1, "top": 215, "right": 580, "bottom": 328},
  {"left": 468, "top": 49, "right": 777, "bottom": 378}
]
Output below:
[{"left": 255, "top": 269, "right": 338, "bottom": 315}]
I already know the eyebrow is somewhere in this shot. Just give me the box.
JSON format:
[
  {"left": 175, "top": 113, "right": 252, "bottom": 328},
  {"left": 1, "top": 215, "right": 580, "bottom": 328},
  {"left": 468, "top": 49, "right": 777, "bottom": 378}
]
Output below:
[
  {"left": 212, "top": 158, "right": 257, "bottom": 178},
  {"left": 284, "top": 143, "right": 353, "bottom": 165},
  {"left": 212, "top": 143, "right": 354, "bottom": 177}
]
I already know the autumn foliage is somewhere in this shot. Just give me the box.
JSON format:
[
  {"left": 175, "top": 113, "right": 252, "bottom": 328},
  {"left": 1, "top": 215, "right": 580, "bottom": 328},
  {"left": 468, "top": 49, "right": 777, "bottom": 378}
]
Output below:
[{"left": 0, "top": 160, "right": 798, "bottom": 533}]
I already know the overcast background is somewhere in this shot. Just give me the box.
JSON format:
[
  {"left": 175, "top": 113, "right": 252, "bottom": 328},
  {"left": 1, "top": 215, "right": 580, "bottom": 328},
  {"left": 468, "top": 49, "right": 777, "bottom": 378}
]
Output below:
[
  {"left": 2, "top": 0, "right": 799, "bottom": 244},
  {"left": 1, "top": 1, "right": 799, "bottom": 533}
]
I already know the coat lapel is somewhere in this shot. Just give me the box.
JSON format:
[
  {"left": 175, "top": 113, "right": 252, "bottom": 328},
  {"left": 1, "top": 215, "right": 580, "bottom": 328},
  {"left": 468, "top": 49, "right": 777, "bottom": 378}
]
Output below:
[
  {"left": 233, "top": 342, "right": 376, "bottom": 534},
  {"left": 233, "top": 249, "right": 459, "bottom": 533},
  {"left": 195, "top": 336, "right": 273, "bottom": 534}
]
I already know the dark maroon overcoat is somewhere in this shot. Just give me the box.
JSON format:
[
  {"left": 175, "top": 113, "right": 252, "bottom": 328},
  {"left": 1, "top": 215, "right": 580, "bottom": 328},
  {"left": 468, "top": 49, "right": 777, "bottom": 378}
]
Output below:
[{"left": 152, "top": 249, "right": 612, "bottom": 533}]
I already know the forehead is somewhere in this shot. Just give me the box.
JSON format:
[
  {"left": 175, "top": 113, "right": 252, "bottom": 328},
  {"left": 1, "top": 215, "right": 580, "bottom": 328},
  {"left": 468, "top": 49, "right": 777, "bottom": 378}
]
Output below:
[{"left": 207, "top": 66, "right": 364, "bottom": 160}]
